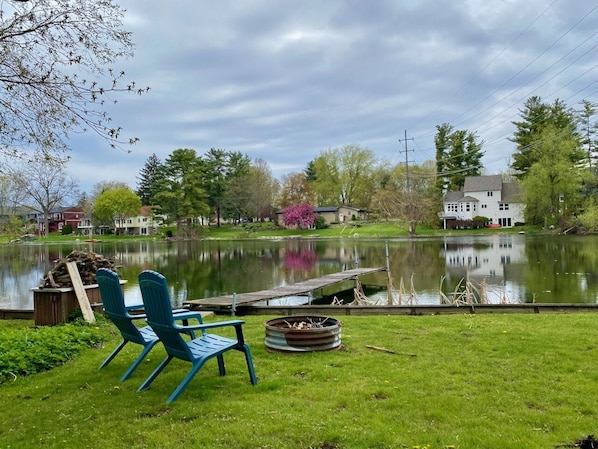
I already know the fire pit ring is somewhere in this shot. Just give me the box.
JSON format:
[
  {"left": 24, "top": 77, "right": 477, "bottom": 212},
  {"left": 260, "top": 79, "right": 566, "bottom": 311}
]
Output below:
[{"left": 264, "top": 315, "right": 341, "bottom": 353}]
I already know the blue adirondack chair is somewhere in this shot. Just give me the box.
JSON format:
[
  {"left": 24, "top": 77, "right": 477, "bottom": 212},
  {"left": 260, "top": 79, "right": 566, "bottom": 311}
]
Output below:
[
  {"left": 137, "top": 270, "right": 257, "bottom": 403},
  {"left": 96, "top": 268, "right": 198, "bottom": 382}
]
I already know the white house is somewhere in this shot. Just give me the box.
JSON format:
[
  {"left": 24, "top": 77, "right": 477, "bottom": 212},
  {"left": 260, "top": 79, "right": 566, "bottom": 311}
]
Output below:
[
  {"left": 114, "top": 205, "right": 164, "bottom": 235},
  {"left": 440, "top": 175, "right": 525, "bottom": 229},
  {"left": 78, "top": 206, "right": 165, "bottom": 236}
]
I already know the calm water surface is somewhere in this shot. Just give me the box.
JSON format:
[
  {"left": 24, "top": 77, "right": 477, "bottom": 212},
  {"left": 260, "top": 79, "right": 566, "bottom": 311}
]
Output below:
[{"left": 2, "top": 234, "right": 598, "bottom": 310}]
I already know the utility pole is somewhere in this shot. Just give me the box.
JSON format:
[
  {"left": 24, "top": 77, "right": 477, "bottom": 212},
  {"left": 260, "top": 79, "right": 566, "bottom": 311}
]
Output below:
[{"left": 398, "top": 130, "right": 414, "bottom": 191}]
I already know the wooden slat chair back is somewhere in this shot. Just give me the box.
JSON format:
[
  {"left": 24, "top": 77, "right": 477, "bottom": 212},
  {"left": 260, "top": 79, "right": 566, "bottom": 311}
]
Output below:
[
  {"left": 96, "top": 268, "right": 159, "bottom": 382},
  {"left": 137, "top": 270, "right": 257, "bottom": 403}
]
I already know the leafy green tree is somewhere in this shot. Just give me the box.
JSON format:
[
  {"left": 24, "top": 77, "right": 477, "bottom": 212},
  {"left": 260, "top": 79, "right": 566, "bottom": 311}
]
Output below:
[
  {"left": 511, "top": 97, "right": 580, "bottom": 178},
  {"left": 136, "top": 153, "right": 163, "bottom": 205},
  {"left": 434, "top": 123, "right": 484, "bottom": 193},
  {"left": 578, "top": 198, "right": 598, "bottom": 232},
  {"left": 93, "top": 187, "right": 141, "bottom": 235},
  {"left": 312, "top": 144, "right": 377, "bottom": 207},
  {"left": 0, "top": 0, "right": 148, "bottom": 158},
  {"left": 521, "top": 126, "right": 588, "bottom": 225},
  {"left": 152, "top": 148, "right": 209, "bottom": 236}
]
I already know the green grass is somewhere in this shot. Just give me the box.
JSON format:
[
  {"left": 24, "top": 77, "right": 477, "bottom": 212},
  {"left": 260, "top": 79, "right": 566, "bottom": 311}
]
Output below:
[
  {"left": 0, "top": 313, "right": 596, "bottom": 448},
  {"left": 1, "top": 221, "right": 541, "bottom": 244}
]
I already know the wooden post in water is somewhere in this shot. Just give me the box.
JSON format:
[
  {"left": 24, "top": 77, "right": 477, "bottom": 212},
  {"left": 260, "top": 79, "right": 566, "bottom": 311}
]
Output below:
[{"left": 385, "top": 242, "right": 394, "bottom": 305}]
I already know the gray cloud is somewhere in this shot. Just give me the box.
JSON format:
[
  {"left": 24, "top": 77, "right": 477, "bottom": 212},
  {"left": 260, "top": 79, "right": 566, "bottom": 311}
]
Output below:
[{"left": 68, "top": 0, "right": 598, "bottom": 193}]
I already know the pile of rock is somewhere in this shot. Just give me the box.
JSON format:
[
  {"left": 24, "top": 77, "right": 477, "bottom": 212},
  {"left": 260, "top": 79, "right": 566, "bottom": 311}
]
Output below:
[{"left": 39, "top": 251, "right": 120, "bottom": 288}]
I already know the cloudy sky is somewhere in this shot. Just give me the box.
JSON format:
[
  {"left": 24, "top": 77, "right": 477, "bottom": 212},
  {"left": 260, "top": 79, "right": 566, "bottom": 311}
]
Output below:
[{"left": 67, "top": 0, "right": 598, "bottom": 193}]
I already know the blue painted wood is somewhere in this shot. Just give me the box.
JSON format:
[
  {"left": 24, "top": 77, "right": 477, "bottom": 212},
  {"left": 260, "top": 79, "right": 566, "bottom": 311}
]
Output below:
[
  {"left": 96, "top": 268, "right": 159, "bottom": 382},
  {"left": 137, "top": 270, "right": 257, "bottom": 403}
]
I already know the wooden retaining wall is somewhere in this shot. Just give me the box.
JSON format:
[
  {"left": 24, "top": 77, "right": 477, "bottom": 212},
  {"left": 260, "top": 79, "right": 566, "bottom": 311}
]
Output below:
[{"left": 235, "top": 303, "right": 598, "bottom": 316}]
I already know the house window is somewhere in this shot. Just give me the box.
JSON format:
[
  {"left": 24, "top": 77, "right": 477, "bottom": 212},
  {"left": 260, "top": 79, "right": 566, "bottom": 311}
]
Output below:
[
  {"left": 499, "top": 203, "right": 509, "bottom": 211},
  {"left": 481, "top": 204, "right": 487, "bottom": 209},
  {"left": 466, "top": 203, "right": 470, "bottom": 211},
  {"left": 487, "top": 191, "right": 493, "bottom": 197}
]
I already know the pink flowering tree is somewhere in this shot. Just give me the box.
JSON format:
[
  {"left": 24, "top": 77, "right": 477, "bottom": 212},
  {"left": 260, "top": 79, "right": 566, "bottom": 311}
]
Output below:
[{"left": 283, "top": 203, "right": 317, "bottom": 229}]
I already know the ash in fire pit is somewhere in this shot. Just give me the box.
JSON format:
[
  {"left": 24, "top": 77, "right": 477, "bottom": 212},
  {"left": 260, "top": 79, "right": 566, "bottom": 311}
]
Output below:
[{"left": 264, "top": 316, "right": 341, "bottom": 353}]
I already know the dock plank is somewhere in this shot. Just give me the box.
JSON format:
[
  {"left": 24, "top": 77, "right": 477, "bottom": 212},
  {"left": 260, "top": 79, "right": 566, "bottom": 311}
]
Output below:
[{"left": 184, "top": 267, "right": 385, "bottom": 310}]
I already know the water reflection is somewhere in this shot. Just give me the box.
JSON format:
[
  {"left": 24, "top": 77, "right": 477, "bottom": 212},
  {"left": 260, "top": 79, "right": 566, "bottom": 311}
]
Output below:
[{"left": 2, "top": 234, "right": 598, "bottom": 310}]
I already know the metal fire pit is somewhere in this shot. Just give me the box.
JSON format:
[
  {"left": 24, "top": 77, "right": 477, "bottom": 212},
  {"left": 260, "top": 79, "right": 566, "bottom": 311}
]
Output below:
[{"left": 264, "top": 316, "right": 341, "bottom": 353}]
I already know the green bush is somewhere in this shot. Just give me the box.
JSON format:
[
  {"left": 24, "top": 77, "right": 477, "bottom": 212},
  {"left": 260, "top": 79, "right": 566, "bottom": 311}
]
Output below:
[
  {"left": 313, "top": 215, "right": 328, "bottom": 229},
  {"left": 0, "top": 319, "right": 106, "bottom": 384},
  {"left": 61, "top": 224, "right": 73, "bottom": 235}
]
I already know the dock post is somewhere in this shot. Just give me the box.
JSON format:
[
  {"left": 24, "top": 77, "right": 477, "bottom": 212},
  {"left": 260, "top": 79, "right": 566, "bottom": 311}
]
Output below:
[
  {"left": 385, "top": 242, "right": 394, "bottom": 304},
  {"left": 231, "top": 292, "right": 237, "bottom": 316}
]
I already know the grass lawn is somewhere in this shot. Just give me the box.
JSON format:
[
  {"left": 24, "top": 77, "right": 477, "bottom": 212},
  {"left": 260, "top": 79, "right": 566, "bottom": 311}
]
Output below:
[
  {"left": 0, "top": 313, "right": 596, "bottom": 448},
  {"left": 7, "top": 221, "right": 539, "bottom": 244}
]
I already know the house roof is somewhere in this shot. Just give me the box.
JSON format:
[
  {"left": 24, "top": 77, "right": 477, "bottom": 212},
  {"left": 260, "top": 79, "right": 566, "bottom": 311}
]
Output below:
[
  {"left": 502, "top": 182, "right": 523, "bottom": 202},
  {"left": 463, "top": 175, "right": 502, "bottom": 192},
  {"left": 444, "top": 175, "right": 524, "bottom": 204},
  {"left": 458, "top": 195, "right": 478, "bottom": 203},
  {"left": 444, "top": 191, "right": 463, "bottom": 202},
  {"left": 315, "top": 206, "right": 339, "bottom": 213}
]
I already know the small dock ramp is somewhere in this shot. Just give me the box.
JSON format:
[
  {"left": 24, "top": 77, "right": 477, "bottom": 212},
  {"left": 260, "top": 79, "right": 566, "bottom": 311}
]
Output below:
[{"left": 184, "top": 267, "right": 386, "bottom": 312}]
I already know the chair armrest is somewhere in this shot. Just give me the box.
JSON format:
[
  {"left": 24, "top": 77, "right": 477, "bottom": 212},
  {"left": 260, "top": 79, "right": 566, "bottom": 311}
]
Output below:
[
  {"left": 125, "top": 304, "right": 144, "bottom": 311},
  {"left": 174, "top": 319, "right": 245, "bottom": 332},
  {"left": 172, "top": 311, "right": 204, "bottom": 324}
]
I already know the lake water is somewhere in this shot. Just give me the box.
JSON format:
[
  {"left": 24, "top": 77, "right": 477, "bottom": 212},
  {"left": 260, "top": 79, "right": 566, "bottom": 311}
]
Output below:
[{"left": 2, "top": 234, "right": 598, "bottom": 311}]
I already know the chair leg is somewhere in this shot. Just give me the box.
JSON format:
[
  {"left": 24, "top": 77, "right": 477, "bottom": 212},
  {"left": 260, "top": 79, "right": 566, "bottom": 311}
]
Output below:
[
  {"left": 216, "top": 354, "right": 226, "bottom": 376},
  {"left": 98, "top": 340, "right": 127, "bottom": 369},
  {"left": 138, "top": 355, "right": 173, "bottom": 392},
  {"left": 167, "top": 361, "right": 206, "bottom": 404},
  {"left": 242, "top": 344, "right": 258, "bottom": 385},
  {"left": 119, "top": 341, "right": 158, "bottom": 382}
]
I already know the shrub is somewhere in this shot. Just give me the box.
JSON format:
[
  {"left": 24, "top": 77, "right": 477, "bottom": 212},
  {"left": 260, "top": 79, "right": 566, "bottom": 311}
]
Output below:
[
  {"left": 0, "top": 320, "right": 106, "bottom": 384},
  {"left": 61, "top": 224, "right": 73, "bottom": 235},
  {"left": 313, "top": 215, "right": 328, "bottom": 229}
]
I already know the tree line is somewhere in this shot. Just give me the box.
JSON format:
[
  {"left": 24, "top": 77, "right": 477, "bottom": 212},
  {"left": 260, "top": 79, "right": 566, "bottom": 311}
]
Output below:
[{"left": 0, "top": 96, "right": 597, "bottom": 237}]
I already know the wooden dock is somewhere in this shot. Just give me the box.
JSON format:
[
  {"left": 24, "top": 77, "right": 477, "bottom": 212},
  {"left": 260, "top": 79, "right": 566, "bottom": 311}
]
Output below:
[{"left": 184, "top": 267, "right": 386, "bottom": 312}]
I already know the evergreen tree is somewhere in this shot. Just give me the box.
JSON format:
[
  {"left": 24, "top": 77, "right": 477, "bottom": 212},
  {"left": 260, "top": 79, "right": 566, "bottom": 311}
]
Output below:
[
  {"left": 510, "top": 97, "right": 580, "bottom": 178},
  {"left": 202, "top": 148, "right": 250, "bottom": 226},
  {"left": 152, "top": 149, "right": 209, "bottom": 236},
  {"left": 136, "top": 153, "right": 162, "bottom": 205},
  {"left": 434, "top": 124, "right": 484, "bottom": 193}
]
